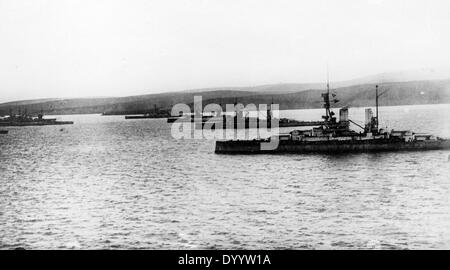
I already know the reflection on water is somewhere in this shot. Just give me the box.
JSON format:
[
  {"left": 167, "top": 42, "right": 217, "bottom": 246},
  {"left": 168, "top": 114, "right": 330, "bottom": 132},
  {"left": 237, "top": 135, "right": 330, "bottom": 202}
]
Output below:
[{"left": 1, "top": 104, "right": 450, "bottom": 249}]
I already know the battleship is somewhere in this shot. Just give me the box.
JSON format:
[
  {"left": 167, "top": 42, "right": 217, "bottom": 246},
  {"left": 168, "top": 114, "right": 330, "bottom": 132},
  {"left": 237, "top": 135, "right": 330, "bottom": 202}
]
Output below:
[
  {"left": 215, "top": 85, "right": 450, "bottom": 154},
  {"left": 0, "top": 112, "right": 74, "bottom": 127}
]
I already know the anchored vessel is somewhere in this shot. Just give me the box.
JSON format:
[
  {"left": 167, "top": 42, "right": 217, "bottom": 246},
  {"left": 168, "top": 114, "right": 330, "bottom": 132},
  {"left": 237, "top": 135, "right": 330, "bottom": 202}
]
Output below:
[
  {"left": 0, "top": 113, "right": 74, "bottom": 127},
  {"left": 125, "top": 113, "right": 169, "bottom": 119},
  {"left": 167, "top": 109, "right": 324, "bottom": 128},
  {"left": 124, "top": 106, "right": 171, "bottom": 119},
  {"left": 215, "top": 85, "right": 450, "bottom": 154}
]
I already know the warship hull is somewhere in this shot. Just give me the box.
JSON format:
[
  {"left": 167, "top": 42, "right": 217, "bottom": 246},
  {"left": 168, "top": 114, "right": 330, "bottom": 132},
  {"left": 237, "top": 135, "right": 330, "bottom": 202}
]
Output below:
[{"left": 215, "top": 138, "right": 450, "bottom": 154}]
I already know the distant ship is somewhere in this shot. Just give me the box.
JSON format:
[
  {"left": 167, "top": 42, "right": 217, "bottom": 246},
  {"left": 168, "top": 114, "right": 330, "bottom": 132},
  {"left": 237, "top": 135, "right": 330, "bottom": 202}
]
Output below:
[
  {"left": 215, "top": 85, "right": 450, "bottom": 154},
  {"left": 167, "top": 109, "right": 324, "bottom": 128},
  {"left": 0, "top": 112, "right": 74, "bottom": 127},
  {"left": 0, "top": 130, "right": 8, "bottom": 134},
  {"left": 124, "top": 105, "right": 171, "bottom": 119},
  {"left": 125, "top": 113, "right": 169, "bottom": 119}
]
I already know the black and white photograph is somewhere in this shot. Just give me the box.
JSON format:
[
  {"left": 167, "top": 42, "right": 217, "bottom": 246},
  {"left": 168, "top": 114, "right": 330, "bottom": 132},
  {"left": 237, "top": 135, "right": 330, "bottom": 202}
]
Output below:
[{"left": 1, "top": 0, "right": 450, "bottom": 257}]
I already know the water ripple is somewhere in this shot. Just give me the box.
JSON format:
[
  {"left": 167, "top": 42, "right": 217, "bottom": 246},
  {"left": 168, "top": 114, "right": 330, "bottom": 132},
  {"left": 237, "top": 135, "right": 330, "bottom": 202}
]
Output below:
[{"left": 1, "top": 105, "right": 450, "bottom": 249}]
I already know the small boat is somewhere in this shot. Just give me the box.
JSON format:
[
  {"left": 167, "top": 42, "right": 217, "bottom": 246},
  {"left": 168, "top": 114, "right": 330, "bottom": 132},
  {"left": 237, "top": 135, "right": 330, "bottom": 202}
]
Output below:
[{"left": 0, "top": 130, "right": 8, "bottom": 134}]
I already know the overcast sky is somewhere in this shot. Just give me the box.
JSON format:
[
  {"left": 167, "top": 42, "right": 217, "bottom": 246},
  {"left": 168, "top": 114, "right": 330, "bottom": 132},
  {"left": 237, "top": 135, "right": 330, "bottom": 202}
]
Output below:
[{"left": 0, "top": 0, "right": 449, "bottom": 102}]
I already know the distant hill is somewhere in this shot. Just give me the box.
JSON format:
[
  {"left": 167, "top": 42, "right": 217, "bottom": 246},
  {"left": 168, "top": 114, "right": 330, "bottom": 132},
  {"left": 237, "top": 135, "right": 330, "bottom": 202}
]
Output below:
[
  {"left": 0, "top": 70, "right": 449, "bottom": 116},
  {"left": 184, "top": 67, "right": 450, "bottom": 95},
  {"left": 192, "top": 80, "right": 450, "bottom": 110},
  {"left": 0, "top": 90, "right": 257, "bottom": 115}
]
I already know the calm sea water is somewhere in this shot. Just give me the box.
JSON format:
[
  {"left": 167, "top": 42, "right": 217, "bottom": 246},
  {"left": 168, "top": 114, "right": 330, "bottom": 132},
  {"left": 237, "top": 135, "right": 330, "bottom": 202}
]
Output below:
[{"left": 1, "top": 104, "right": 450, "bottom": 250}]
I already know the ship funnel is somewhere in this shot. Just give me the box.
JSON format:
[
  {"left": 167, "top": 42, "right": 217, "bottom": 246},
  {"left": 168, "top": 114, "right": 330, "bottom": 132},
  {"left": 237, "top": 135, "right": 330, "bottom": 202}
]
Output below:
[
  {"left": 339, "top": 107, "right": 349, "bottom": 122},
  {"left": 365, "top": 108, "right": 373, "bottom": 126}
]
